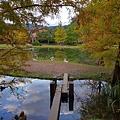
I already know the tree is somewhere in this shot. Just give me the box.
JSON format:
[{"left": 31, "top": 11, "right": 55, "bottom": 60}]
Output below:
[
  {"left": 49, "top": 27, "right": 58, "bottom": 43},
  {"left": 0, "top": 30, "right": 31, "bottom": 74},
  {"left": 54, "top": 23, "right": 67, "bottom": 44},
  {"left": 37, "top": 29, "right": 51, "bottom": 44},
  {"left": 77, "top": 0, "right": 120, "bottom": 83},
  {"left": 74, "top": 0, "right": 120, "bottom": 115},
  {"left": 65, "top": 24, "right": 79, "bottom": 45}
]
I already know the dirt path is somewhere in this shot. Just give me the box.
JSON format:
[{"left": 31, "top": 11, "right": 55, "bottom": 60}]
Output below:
[{"left": 23, "top": 60, "right": 103, "bottom": 77}]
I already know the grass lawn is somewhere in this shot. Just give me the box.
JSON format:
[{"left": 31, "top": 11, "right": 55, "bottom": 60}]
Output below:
[
  {"left": 33, "top": 44, "right": 81, "bottom": 49},
  {"left": 0, "top": 44, "right": 81, "bottom": 49}
]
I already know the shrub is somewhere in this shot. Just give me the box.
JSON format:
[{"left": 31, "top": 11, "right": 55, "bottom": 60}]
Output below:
[{"left": 32, "top": 40, "right": 41, "bottom": 46}]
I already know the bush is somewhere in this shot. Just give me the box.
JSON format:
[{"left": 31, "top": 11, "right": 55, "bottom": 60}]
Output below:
[{"left": 32, "top": 40, "right": 41, "bottom": 46}]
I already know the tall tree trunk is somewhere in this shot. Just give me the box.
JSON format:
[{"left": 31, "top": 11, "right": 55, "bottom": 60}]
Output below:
[
  {"left": 111, "top": 43, "right": 120, "bottom": 85},
  {"left": 111, "top": 44, "right": 120, "bottom": 119}
]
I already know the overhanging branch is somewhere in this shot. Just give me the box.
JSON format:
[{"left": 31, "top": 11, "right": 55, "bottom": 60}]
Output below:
[{"left": 3, "top": 3, "right": 75, "bottom": 13}]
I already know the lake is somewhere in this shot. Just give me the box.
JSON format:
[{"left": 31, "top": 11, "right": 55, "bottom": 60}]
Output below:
[
  {"left": 0, "top": 76, "right": 115, "bottom": 120},
  {"left": 31, "top": 47, "right": 96, "bottom": 65}
]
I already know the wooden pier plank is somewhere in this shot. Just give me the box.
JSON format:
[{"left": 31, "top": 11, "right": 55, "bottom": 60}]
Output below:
[
  {"left": 48, "top": 84, "right": 62, "bottom": 120},
  {"left": 62, "top": 73, "right": 69, "bottom": 94},
  {"left": 48, "top": 73, "right": 70, "bottom": 120}
]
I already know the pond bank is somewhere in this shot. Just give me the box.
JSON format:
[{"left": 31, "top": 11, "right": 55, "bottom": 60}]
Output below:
[{"left": 21, "top": 60, "right": 112, "bottom": 80}]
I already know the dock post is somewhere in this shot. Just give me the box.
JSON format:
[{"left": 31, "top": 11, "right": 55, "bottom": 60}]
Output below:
[
  {"left": 61, "top": 73, "right": 69, "bottom": 102},
  {"left": 50, "top": 81, "right": 55, "bottom": 108},
  {"left": 69, "top": 81, "right": 74, "bottom": 111}
]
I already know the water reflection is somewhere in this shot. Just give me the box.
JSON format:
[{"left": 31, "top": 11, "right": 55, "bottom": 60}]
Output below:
[
  {"left": 14, "top": 111, "right": 27, "bottom": 120},
  {"left": 74, "top": 80, "right": 119, "bottom": 120},
  {"left": 0, "top": 77, "right": 119, "bottom": 120},
  {"left": 0, "top": 76, "right": 51, "bottom": 120},
  {"left": 33, "top": 48, "right": 96, "bottom": 65}
]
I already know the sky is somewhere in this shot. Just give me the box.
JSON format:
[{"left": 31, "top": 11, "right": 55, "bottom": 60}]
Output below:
[
  {"left": 45, "top": 7, "right": 75, "bottom": 26},
  {"left": 5, "top": 0, "right": 75, "bottom": 26},
  {"left": 33, "top": 0, "right": 75, "bottom": 26},
  {"left": 5, "top": 7, "right": 74, "bottom": 27}
]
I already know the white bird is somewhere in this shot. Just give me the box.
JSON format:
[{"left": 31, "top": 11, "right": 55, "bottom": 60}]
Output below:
[
  {"left": 64, "top": 58, "right": 68, "bottom": 62},
  {"left": 50, "top": 57, "right": 54, "bottom": 61},
  {"left": 32, "top": 58, "right": 37, "bottom": 61}
]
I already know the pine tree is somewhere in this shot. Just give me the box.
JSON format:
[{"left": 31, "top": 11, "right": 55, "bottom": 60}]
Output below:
[{"left": 54, "top": 23, "right": 67, "bottom": 44}]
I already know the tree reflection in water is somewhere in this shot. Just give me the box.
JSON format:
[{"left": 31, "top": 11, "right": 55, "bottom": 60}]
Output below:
[
  {"left": 0, "top": 76, "right": 31, "bottom": 120},
  {"left": 0, "top": 76, "right": 31, "bottom": 99},
  {"left": 76, "top": 80, "right": 120, "bottom": 120},
  {"left": 14, "top": 111, "right": 27, "bottom": 120}
]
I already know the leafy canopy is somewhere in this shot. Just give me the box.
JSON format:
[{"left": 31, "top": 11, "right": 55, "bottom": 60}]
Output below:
[
  {"left": 37, "top": 29, "right": 51, "bottom": 43},
  {"left": 78, "top": 0, "right": 120, "bottom": 67},
  {"left": 65, "top": 24, "right": 79, "bottom": 45},
  {"left": 54, "top": 23, "right": 67, "bottom": 44}
]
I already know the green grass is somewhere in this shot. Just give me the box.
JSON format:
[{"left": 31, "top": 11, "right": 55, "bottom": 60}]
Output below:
[
  {"left": 5, "top": 71, "right": 53, "bottom": 79},
  {"left": 0, "top": 44, "right": 81, "bottom": 50},
  {"left": 33, "top": 44, "right": 80, "bottom": 49},
  {"left": 76, "top": 72, "right": 112, "bottom": 81},
  {"left": 7, "top": 72, "right": 109, "bottom": 80}
]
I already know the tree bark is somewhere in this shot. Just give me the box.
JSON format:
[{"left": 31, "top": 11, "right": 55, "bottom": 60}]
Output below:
[
  {"left": 111, "top": 60, "right": 120, "bottom": 85},
  {"left": 111, "top": 44, "right": 120, "bottom": 85}
]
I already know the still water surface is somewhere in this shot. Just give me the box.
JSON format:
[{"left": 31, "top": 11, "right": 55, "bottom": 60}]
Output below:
[
  {"left": 33, "top": 48, "right": 96, "bottom": 65},
  {"left": 0, "top": 76, "right": 107, "bottom": 120}
]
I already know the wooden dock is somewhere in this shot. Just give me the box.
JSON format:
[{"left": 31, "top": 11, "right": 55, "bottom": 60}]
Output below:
[
  {"left": 62, "top": 73, "right": 69, "bottom": 94},
  {"left": 48, "top": 73, "right": 74, "bottom": 120},
  {"left": 48, "top": 84, "right": 62, "bottom": 120}
]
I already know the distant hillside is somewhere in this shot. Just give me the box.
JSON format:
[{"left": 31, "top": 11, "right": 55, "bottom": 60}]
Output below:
[
  {"left": 25, "top": 24, "right": 68, "bottom": 30},
  {"left": 48, "top": 26, "right": 58, "bottom": 29},
  {"left": 48, "top": 25, "right": 68, "bottom": 29},
  {"left": 25, "top": 24, "right": 42, "bottom": 30}
]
